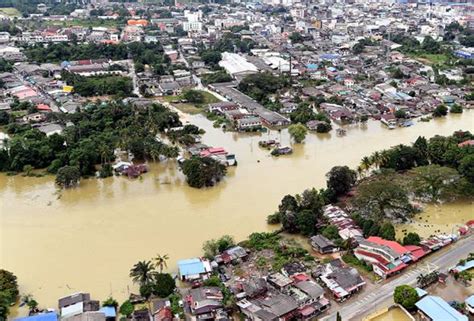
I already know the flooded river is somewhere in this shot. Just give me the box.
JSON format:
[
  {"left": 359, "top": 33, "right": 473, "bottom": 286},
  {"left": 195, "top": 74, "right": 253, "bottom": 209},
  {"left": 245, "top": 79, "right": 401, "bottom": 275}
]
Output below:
[{"left": 1, "top": 111, "right": 473, "bottom": 311}]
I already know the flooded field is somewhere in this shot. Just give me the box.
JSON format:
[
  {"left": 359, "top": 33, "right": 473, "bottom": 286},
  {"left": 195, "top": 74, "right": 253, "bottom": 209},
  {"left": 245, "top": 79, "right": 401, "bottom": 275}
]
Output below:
[
  {"left": 1, "top": 111, "right": 473, "bottom": 311},
  {"left": 397, "top": 201, "right": 474, "bottom": 239}
]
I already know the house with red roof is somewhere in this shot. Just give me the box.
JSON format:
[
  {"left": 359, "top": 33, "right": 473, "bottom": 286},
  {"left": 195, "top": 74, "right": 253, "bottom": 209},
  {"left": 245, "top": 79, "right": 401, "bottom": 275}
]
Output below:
[{"left": 354, "top": 237, "right": 411, "bottom": 279}]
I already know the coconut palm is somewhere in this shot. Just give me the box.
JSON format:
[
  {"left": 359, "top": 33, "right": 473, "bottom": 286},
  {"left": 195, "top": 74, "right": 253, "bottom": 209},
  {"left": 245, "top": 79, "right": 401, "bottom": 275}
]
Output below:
[
  {"left": 153, "top": 254, "right": 169, "bottom": 273},
  {"left": 360, "top": 156, "right": 372, "bottom": 174},
  {"left": 370, "top": 151, "right": 382, "bottom": 169},
  {"left": 129, "top": 260, "right": 155, "bottom": 286}
]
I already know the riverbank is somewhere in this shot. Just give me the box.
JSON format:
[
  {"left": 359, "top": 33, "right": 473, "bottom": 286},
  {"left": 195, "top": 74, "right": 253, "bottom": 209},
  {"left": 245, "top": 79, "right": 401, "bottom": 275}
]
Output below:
[{"left": 1, "top": 110, "right": 473, "bottom": 311}]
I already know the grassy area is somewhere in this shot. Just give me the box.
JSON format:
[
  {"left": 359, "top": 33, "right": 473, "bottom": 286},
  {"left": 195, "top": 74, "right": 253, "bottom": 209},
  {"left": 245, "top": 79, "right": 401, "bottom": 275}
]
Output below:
[
  {"left": 45, "top": 18, "right": 122, "bottom": 28},
  {"left": 409, "top": 53, "right": 450, "bottom": 66},
  {"left": 0, "top": 7, "right": 21, "bottom": 17},
  {"left": 163, "top": 90, "right": 221, "bottom": 115}
]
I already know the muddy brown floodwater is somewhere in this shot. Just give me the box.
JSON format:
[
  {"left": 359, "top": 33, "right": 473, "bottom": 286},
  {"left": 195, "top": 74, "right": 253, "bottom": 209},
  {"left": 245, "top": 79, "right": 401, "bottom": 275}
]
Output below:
[{"left": 1, "top": 111, "right": 473, "bottom": 313}]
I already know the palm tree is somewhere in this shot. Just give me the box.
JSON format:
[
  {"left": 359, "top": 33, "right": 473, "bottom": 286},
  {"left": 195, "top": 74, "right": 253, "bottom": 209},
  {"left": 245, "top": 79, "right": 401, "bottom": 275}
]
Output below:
[
  {"left": 360, "top": 156, "right": 372, "bottom": 174},
  {"left": 129, "top": 260, "right": 155, "bottom": 286},
  {"left": 370, "top": 151, "right": 381, "bottom": 169},
  {"left": 153, "top": 254, "right": 169, "bottom": 273}
]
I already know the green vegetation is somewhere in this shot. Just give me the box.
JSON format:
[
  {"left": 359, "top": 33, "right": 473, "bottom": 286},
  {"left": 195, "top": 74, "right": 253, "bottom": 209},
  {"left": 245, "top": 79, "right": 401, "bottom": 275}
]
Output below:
[
  {"left": 241, "top": 232, "right": 313, "bottom": 272},
  {"left": 393, "top": 285, "right": 419, "bottom": 310},
  {"left": 203, "top": 235, "right": 235, "bottom": 258},
  {"left": 288, "top": 123, "right": 307, "bottom": 143},
  {"left": 102, "top": 297, "right": 119, "bottom": 309},
  {"left": 353, "top": 172, "right": 415, "bottom": 220},
  {"left": 238, "top": 72, "right": 289, "bottom": 106},
  {"left": 409, "top": 165, "right": 461, "bottom": 201},
  {"left": 181, "top": 157, "right": 227, "bottom": 188},
  {"left": 0, "top": 7, "right": 20, "bottom": 17},
  {"left": 433, "top": 105, "right": 448, "bottom": 117},
  {"left": 403, "top": 232, "right": 421, "bottom": 245},
  {"left": 326, "top": 165, "right": 357, "bottom": 200},
  {"left": 55, "top": 165, "right": 80, "bottom": 188},
  {"left": 352, "top": 214, "right": 397, "bottom": 240},
  {"left": 201, "top": 70, "right": 233, "bottom": 85},
  {"left": 129, "top": 260, "right": 176, "bottom": 299},
  {"left": 61, "top": 71, "right": 133, "bottom": 97},
  {"left": 450, "top": 104, "right": 463, "bottom": 114},
  {"left": 0, "top": 102, "right": 180, "bottom": 181},
  {"left": 0, "top": 270, "right": 19, "bottom": 319},
  {"left": 119, "top": 300, "right": 134, "bottom": 317},
  {"left": 268, "top": 188, "right": 327, "bottom": 235},
  {"left": 342, "top": 253, "right": 373, "bottom": 272}
]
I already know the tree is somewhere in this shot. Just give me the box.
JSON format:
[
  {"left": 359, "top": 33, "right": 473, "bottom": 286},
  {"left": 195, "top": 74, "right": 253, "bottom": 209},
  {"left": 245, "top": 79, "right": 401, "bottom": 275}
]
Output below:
[
  {"left": 403, "top": 232, "right": 421, "bottom": 246},
  {"left": 289, "top": 32, "right": 304, "bottom": 43},
  {"left": 393, "top": 285, "right": 419, "bottom": 310},
  {"left": 326, "top": 166, "right": 357, "bottom": 198},
  {"left": 203, "top": 235, "right": 235, "bottom": 258},
  {"left": 0, "top": 269, "right": 19, "bottom": 318},
  {"left": 353, "top": 175, "right": 414, "bottom": 220},
  {"left": 421, "top": 36, "right": 441, "bottom": 54},
  {"left": 395, "top": 109, "right": 407, "bottom": 119},
  {"left": 55, "top": 166, "right": 81, "bottom": 188},
  {"left": 182, "top": 90, "right": 205, "bottom": 104},
  {"left": 433, "top": 105, "right": 448, "bottom": 117},
  {"left": 119, "top": 300, "right": 134, "bottom": 317},
  {"left": 129, "top": 260, "right": 155, "bottom": 286},
  {"left": 321, "top": 225, "right": 340, "bottom": 240},
  {"left": 458, "top": 155, "right": 474, "bottom": 184},
  {"left": 181, "top": 157, "right": 227, "bottom": 188},
  {"left": 409, "top": 165, "right": 460, "bottom": 201},
  {"left": 153, "top": 273, "right": 176, "bottom": 297},
  {"left": 379, "top": 222, "right": 396, "bottom": 240},
  {"left": 295, "top": 209, "right": 317, "bottom": 236},
  {"left": 102, "top": 297, "right": 119, "bottom": 309},
  {"left": 450, "top": 104, "right": 463, "bottom": 114},
  {"left": 153, "top": 254, "right": 169, "bottom": 273},
  {"left": 288, "top": 123, "right": 307, "bottom": 143}
]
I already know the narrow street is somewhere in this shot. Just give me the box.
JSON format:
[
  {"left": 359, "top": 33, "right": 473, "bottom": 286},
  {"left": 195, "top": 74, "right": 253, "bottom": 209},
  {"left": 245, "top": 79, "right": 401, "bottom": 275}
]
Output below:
[{"left": 321, "top": 235, "right": 474, "bottom": 321}]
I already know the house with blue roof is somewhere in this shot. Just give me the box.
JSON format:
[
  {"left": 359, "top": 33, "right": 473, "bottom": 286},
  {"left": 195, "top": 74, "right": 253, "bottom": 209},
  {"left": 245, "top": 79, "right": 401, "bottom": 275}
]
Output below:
[
  {"left": 99, "top": 306, "right": 117, "bottom": 320},
  {"left": 452, "top": 260, "right": 474, "bottom": 273},
  {"left": 15, "top": 312, "right": 58, "bottom": 321},
  {"left": 416, "top": 295, "right": 468, "bottom": 321},
  {"left": 178, "top": 258, "right": 212, "bottom": 281}
]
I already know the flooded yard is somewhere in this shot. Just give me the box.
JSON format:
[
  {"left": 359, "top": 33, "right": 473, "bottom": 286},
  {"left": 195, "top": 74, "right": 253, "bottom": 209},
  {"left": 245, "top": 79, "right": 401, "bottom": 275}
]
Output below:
[{"left": 1, "top": 111, "right": 473, "bottom": 310}]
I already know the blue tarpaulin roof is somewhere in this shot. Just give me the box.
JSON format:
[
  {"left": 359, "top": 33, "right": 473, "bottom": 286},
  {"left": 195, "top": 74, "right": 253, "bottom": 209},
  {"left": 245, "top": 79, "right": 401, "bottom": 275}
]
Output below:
[
  {"left": 178, "top": 258, "right": 205, "bottom": 276},
  {"left": 416, "top": 296, "right": 468, "bottom": 321},
  {"left": 415, "top": 287, "right": 428, "bottom": 297},
  {"left": 306, "top": 63, "right": 318, "bottom": 70},
  {"left": 15, "top": 312, "right": 58, "bottom": 321},
  {"left": 100, "top": 306, "right": 116, "bottom": 318}
]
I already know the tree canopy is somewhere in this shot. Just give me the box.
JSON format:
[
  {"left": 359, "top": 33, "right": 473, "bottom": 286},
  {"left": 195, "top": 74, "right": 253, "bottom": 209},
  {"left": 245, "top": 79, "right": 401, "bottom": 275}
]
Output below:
[{"left": 181, "top": 157, "right": 227, "bottom": 188}]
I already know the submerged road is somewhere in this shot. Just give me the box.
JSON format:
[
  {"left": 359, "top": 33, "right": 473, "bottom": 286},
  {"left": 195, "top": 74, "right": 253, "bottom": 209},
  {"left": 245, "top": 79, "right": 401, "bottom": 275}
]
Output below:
[{"left": 321, "top": 235, "right": 474, "bottom": 321}]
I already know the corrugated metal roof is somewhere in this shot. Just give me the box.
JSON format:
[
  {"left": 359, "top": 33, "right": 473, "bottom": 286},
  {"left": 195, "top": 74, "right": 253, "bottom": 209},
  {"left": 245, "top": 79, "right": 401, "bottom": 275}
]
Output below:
[{"left": 416, "top": 296, "right": 468, "bottom": 321}]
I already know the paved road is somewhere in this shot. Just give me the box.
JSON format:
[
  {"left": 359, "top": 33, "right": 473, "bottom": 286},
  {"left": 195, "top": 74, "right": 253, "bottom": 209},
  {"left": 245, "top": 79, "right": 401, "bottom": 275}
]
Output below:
[{"left": 320, "top": 235, "right": 474, "bottom": 321}]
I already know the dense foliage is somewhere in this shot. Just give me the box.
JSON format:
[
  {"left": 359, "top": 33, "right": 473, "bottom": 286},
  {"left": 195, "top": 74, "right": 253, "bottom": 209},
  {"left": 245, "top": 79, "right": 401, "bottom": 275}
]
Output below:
[
  {"left": 0, "top": 102, "right": 180, "bottom": 178},
  {"left": 269, "top": 188, "right": 327, "bottom": 235},
  {"left": 0, "top": 270, "right": 19, "bottom": 319},
  {"left": 61, "top": 71, "right": 133, "bottom": 97},
  {"left": 393, "top": 285, "right": 419, "bottom": 310},
  {"left": 238, "top": 72, "right": 289, "bottom": 106},
  {"left": 181, "top": 157, "right": 227, "bottom": 188},
  {"left": 288, "top": 123, "right": 307, "bottom": 143},
  {"left": 326, "top": 166, "right": 357, "bottom": 199},
  {"left": 203, "top": 235, "right": 235, "bottom": 259}
]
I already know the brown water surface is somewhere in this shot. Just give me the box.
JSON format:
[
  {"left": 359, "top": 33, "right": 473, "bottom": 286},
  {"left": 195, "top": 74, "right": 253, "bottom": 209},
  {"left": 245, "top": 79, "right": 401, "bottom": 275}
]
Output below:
[{"left": 1, "top": 111, "right": 473, "bottom": 311}]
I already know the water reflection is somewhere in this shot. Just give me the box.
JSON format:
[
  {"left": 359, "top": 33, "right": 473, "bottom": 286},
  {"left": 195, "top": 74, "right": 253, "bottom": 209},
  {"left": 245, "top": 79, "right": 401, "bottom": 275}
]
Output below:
[{"left": 1, "top": 111, "right": 473, "bottom": 310}]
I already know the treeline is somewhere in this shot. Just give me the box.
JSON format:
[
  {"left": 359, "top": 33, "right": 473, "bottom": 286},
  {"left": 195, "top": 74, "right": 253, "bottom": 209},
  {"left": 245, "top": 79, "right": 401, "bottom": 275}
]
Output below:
[
  {"left": 238, "top": 72, "right": 289, "bottom": 107},
  {"left": 61, "top": 71, "right": 133, "bottom": 97},
  {"left": 0, "top": 102, "right": 181, "bottom": 177},
  {"left": 269, "top": 131, "right": 474, "bottom": 237},
  {"left": 23, "top": 42, "right": 169, "bottom": 77}
]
